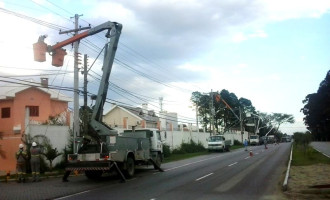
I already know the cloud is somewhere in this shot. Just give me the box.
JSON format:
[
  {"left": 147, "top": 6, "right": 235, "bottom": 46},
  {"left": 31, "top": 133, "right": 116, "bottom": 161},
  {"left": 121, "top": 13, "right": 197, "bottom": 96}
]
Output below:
[{"left": 232, "top": 30, "right": 267, "bottom": 43}]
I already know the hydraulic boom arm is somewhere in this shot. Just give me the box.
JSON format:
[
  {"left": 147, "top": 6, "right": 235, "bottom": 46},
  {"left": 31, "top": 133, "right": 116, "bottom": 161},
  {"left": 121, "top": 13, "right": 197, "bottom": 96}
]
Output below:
[{"left": 34, "top": 21, "right": 122, "bottom": 140}]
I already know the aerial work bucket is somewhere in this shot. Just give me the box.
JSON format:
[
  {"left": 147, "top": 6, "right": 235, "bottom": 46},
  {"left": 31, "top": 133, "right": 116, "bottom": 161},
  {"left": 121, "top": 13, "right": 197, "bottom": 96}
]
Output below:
[
  {"left": 52, "top": 48, "right": 67, "bottom": 67},
  {"left": 33, "top": 41, "right": 47, "bottom": 62}
]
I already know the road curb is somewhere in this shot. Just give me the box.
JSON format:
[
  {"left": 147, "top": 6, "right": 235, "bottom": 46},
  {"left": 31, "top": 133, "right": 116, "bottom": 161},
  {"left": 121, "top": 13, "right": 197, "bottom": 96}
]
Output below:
[
  {"left": 282, "top": 143, "right": 293, "bottom": 191},
  {"left": 312, "top": 147, "right": 330, "bottom": 159}
]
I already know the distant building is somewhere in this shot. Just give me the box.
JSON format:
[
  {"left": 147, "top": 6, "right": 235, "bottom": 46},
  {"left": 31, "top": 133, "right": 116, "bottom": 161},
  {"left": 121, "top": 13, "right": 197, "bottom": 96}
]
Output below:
[
  {"left": 159, "top": 111, "right": 178, "bottom": 131},
  {"left": 103, "top": 104, "right": 160, "bottom": 131},
  {"left": 0, "top": 78, "right": 72, "bottom": 172}
]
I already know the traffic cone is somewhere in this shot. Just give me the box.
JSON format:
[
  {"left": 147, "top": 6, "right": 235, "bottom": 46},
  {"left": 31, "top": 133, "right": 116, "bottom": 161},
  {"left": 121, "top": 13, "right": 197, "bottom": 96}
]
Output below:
[{"left": 249, "top": 148, "right": 253, "bottom": 157}]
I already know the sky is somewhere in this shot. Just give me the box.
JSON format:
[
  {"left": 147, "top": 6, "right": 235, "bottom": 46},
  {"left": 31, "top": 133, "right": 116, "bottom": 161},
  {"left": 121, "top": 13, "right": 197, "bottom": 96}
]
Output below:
[{"left": 0, "top": 0, "right": 329, "bottom": 134}]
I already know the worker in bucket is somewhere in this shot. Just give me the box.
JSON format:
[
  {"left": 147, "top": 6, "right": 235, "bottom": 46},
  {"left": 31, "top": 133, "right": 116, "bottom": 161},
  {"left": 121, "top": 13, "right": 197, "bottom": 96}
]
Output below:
[
  {"left": 30, "top": 142, "right": 41, "bottom": 182},
  {"left": 16, "top": 144, "right": 28, "bottom": 183}
]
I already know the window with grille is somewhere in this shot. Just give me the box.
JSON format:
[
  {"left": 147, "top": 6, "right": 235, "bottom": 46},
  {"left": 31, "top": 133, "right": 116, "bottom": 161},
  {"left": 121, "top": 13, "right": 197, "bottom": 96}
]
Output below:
[
  {"left": 28, "top": 106, "right": 39, "bottom": 117},
  {"left": 1, "top": 107, "right": 10, "bottom": 118}
]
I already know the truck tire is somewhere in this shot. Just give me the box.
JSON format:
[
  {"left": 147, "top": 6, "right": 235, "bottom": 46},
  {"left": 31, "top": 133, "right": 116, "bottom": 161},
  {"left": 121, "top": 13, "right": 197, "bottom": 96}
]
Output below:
[
  {"left": 124, "top": 157, "right": 135, "bottom": 178},
  {"left": 153, "top": 153, "right": 162, "bottom": 170},
  {"left": 85, "top": 170, "right": 103, "bottom": 180},
  {"left": 226, "top": 146, "right": 230, "bottom": 152}
]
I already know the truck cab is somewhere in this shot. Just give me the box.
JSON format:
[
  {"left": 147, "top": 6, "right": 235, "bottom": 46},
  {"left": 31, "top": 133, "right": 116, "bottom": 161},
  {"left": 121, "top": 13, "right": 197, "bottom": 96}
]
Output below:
[
  {"left": 249, "top": 135, "right": 260, "bottom": 145},
  {"left": 207, "top": 135, "right": 231, "bottom": 152}
]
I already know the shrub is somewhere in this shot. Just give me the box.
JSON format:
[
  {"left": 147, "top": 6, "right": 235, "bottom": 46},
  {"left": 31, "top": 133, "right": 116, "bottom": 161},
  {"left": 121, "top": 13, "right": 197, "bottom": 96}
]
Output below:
[
  {"left": 163, "top": 144, "right": 171, "bottom": 158},
  {"left": 172, "top": 140, "right": 206, "bottom": 154},
  {"left": 234, "top": 140, "right": 242, "bottom": 146}
]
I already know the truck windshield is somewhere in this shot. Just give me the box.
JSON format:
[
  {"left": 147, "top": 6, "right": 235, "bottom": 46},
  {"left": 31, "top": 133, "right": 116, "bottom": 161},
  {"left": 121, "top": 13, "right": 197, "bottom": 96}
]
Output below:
[
  {"left": 250, "top": 136, "right": 258, "bottom": 139},
  {"left": 209, "top": 136, "right": 222, "bottom": 142}
]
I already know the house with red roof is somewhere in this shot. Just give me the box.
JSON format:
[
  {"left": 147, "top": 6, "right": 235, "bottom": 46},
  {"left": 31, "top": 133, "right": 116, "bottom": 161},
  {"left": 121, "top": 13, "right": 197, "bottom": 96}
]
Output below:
[{"left": 0, "top": 78, "right": 72, "bottom": 172}]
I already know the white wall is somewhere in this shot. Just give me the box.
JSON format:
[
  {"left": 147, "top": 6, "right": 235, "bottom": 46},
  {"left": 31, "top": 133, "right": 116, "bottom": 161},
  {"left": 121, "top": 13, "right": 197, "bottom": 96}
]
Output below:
[
  {"left": 160, "top": 129, "right": 249, "bottom": 150},
  {"left": 29, "top": 125, "right": 70, "bottom": 167}
]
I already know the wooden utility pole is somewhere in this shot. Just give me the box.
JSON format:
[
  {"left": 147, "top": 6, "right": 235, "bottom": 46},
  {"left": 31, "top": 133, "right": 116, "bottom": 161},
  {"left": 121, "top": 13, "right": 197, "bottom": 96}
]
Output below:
[{"left": 240, "top": 106, "right": 244, "bottom": 143}]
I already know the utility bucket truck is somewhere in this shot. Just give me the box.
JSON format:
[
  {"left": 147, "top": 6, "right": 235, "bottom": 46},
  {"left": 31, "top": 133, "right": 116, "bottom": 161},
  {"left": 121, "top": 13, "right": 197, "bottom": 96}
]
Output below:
[{"left": 33, "top": 21, "right": 163, "bottom": 182}]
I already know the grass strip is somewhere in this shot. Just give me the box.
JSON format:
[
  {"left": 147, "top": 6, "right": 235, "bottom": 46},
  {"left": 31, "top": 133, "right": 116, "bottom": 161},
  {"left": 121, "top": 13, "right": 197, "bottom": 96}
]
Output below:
[{"left": 292, "top": 144, "right": 330, "bottom": 166}]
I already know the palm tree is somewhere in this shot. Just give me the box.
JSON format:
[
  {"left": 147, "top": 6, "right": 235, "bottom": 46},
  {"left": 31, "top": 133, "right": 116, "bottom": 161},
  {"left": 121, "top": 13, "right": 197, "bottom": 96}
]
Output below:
[{"left": 43, "top": 144, "right": 62, "bottom": 171}]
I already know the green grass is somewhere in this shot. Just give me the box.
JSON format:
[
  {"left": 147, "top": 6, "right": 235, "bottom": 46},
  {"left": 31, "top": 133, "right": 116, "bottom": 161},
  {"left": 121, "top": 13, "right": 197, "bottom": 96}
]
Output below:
[
  {"left": 291, "top": 144, "right": 330, "bottom": 166},
  {"left": 231, "top": 145, "right": 244, "bottom": 150}
]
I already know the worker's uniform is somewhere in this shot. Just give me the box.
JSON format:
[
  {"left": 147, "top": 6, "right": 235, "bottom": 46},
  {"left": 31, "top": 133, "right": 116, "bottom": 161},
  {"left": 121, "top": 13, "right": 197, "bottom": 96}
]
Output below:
[
  {"left": 16, "top": 149, "right": 27, "bottom": 182},
  {"left": 30, "top": 147, "right": 41, "bottom": 182}
]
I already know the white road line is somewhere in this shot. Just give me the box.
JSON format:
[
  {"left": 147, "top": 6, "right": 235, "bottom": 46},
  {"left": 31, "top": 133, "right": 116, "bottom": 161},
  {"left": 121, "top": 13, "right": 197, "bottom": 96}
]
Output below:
[
  {"left": 244, "top": 156, "right": 250, "bottom": 159},
  {"left": 54, "top": 190, "right": 90, "bottom": 200},
  {"left": 228, "top": 162, "right": 238, "bottom": 167},
  {"left": 196, "top": 173, "right": 214, "bottom": 181},
  {"left": 164, "top": 155, "right": 224, "bottom": 172},
  {"left": 255, "top": 153, "right": 259, "bottom": 155}
]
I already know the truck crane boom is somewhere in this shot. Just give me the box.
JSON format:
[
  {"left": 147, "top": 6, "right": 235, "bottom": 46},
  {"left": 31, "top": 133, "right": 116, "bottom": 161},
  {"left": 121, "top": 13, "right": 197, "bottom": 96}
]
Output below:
[
  {"left": 34, "top": 21, "right": 163, "bottom": 182},
  {"left": 34, "top": 21, "right": 122, "bottom": 142}
]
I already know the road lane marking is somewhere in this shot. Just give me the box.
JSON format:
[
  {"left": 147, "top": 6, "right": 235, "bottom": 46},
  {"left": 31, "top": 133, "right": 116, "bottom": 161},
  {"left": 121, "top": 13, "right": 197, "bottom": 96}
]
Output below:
[
  {"left": 255, "top": 153, "right": 259, "bottom": 155},
  {"left": 54, "top": 190, "right": 90, "bottom": 200},
  {"left": 164, "top": 155, "right": 224, "bottom": 172},
  {"left": 196, "top": 173, "right": 214, "bottom": 181},
  {"left": 244, "top": 157, "right": 250, "bottom": 159},
  {"left": 228, "top": 162, "right": 238, "bottom": 167}
]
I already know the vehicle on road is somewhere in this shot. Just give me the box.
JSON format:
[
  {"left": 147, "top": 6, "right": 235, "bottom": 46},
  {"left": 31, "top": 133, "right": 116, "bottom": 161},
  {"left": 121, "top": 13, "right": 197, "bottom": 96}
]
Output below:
[
  {"left": 249, "top": 135, "right": 260, "bottom": 145},
  {"left": 281, "top": 136, "right": 291, "bottom": 142},
  {"left": 267, "top": 135, "right": 275, "bottom": 143},
  {"left": 207, "top": 135, "right": 231, "bottom": 152}
]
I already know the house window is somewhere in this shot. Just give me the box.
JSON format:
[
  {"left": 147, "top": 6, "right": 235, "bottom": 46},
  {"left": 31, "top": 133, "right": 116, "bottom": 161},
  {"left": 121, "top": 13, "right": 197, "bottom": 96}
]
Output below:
[
  {"left": 1, "top": 107, "right": 10, "bottom": 118},
  {"left": 28, "top": 106, "right": 39, "bottom": 117}
]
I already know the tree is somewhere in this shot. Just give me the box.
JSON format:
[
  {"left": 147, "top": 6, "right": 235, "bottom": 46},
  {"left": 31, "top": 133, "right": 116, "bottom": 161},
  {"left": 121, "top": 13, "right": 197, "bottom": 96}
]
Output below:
[
  {"left": 269, "top": 113, "right": 295, "bottom": 134},
  {"left": 43, "top": 144, "right": 62, "bottom": 171},
  {"left": 293, "top": 131, "right": 312, "bottom": 154},
  {"left": 191, "top": 89, "right": 256, "bottom": 133},
  {"left": 302, "top": 70, "right": 330, "bottom": 141}
]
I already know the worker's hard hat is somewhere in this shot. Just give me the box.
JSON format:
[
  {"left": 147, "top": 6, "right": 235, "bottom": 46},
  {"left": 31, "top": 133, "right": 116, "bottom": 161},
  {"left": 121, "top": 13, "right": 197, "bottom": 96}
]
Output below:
[
  {"left": 19, "top": 144, "right": 24, "bottom": 149},
  {"left": 32, "top": 142, "right": 37, "bottom": 147}
]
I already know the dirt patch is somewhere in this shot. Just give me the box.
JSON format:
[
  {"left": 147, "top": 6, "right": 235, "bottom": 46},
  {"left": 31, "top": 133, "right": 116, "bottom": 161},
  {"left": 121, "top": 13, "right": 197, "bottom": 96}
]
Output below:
[{"left": 284, "top": 163, "right": 330, "bottom": 199}]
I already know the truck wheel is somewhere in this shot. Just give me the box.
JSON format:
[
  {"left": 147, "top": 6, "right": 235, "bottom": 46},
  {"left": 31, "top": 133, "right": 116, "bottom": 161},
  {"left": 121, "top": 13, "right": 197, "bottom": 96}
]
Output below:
[
  {"left": 85, "top": 170, "right": 103, "bottom": 180},
  {"left": 124, "top": 157, "right": 135, "bottom": 178},
  {"left": 226, "top": 146, "right": 230, "bottom": 152},
  {"left": 154, "top": 154, "right": 162, "bottom": 170}
]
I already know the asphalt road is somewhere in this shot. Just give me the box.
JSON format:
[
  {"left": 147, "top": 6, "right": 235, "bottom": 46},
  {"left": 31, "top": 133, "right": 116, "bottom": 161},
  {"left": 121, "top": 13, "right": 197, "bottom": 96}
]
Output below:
[
  {"left": 310, "top": 142, "right": 330, "bottom": 158},
  {"left": 0, "top": 143, "right": 291, "bottom": 200}
]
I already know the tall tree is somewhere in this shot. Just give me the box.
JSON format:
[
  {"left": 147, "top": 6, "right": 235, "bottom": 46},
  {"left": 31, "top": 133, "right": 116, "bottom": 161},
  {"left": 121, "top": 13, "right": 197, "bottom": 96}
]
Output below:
[
  {"left": 302, "top": 70, "right": 330, "bottom": 140},
  {"left": 270, "top": 113, "right": 295, "bottom": 134},
  {"left": 191, "top": 89, "right": 257, "bottom": 133}
]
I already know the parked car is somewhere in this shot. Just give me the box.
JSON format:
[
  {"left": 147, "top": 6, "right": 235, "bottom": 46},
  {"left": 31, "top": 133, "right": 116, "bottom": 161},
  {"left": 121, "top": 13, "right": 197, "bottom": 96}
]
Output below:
[{"left": 207, "top": 135, "right": 231, "bottom": 152}]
